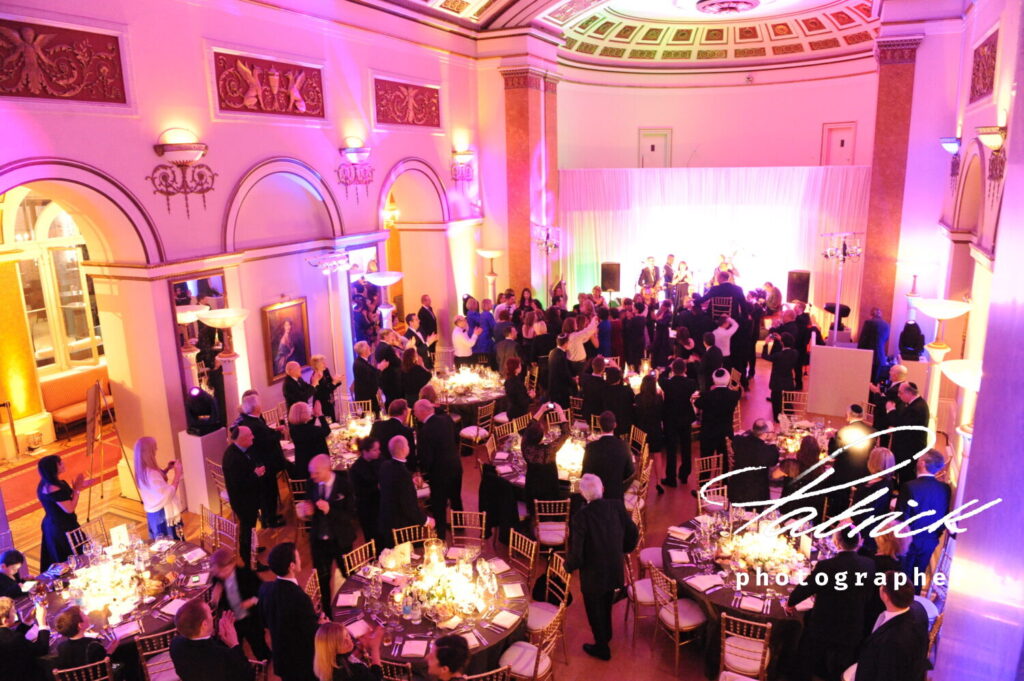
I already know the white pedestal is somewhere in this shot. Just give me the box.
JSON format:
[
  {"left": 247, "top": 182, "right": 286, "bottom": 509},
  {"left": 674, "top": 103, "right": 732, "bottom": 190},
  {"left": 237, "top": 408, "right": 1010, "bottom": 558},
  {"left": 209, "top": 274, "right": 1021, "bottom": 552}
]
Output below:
[
  {"left": 117, "top": 456, "right": 141, "bottom": 502},
  {"left": 177, "top": 428, "right": 229, "bottom": 514},
  {"left": 807, "top": 345, "right": 875, "bottom": 419}
]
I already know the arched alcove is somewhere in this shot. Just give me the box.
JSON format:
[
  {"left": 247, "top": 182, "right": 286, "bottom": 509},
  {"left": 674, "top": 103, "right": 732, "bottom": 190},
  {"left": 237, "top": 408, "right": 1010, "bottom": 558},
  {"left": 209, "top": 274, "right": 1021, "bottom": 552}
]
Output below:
[{"left": 954, "top": 153, "right": 984, "bottom": 238}]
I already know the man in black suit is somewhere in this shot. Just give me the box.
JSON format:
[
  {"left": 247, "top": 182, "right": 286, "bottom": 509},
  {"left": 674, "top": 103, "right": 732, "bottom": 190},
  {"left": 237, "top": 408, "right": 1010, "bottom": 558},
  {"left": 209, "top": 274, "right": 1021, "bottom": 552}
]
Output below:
[
  {"left": 659, "top": 359, "right": 698, "bottom": 487},
  {"left": 353, "top": 340, "right": 388, "bottom": 415},
  {"left": 867, "top": 363, "right": 908, "bottom": 441},
  {"left": 857, "top": 307, "right": 891, "bottom": 383},
  {"left": 698, "top": 332, "right": 723, "bottom": 392},
  {"left": 622, "top": 306, "right": 648, "bottom": 372},
  {"left": 418, "top": 294, "right": 439, "bottom": 357},
  {"left": 259, "top": 543, "right": 319, "bottom": 681},
  {"left": 886, "top": 382, "right": 930, "bottom": 485},
  {"left": 233, "top": 393, "right": 286, "bottom": 529},
  {"left": 413, "top": 399, "right": 463, "bottom": 540},
  {"left": 0, "top": 597, "right": 50, "bottom": 681},
  {"left": 0, "top": 550, "right": 27, "bottom": 600},
  {"left": 208, "top": 548, "right": 270, "bottom": 661},
  {"left": 171, "top": 596, "right": 254, "bottom": 681},
  {"left": 404, "top": 313, "right": 434, "bottom": 370},
  {"left": 546, "top": 334, "right": 575, "bottom": 408},
  {"left": 897, "top": 450, "right": 952, "bottom": 589},
  {"left": 704, "top": 270, "right": 747, "bottom": 320},
  {"left": 854, "top": 571, "right": 930, "bottom": 681},
  {"left": 827, "top": 404, "right": 877, "bottom": 513},
  {"left": 727, "top": 419, "right": 780, "bottom": 504},
  {"left": 370, "top": 399, "right": 417, "bottom": 469},
  {"left": 579, "top": 356, "right": 608, "bottom": 421},
  {"left": 786, "top": 531, "right": 876, "bottom": 681},
  {"left": 763, "top": 331, "right": 800, "bottom": 422},
  {"left": 299, "top": 455, "right": 357, "bottom": 614},
  {"left": 600, "top": 366, "right": 635, "bottom": 437},
  {"left": 565, "top": 474, "right": 640, "bottom": 662},
  {"left": 636, "top": 256, "right": 660, "bottom": 291},
  {"left": 494, "top": 325, "right": 520, "bottom": 375},
  {"left": 693, "top": 369, "right": 740, "bottom": 471},
  {"left": 378, "top": 435, "right": 432, "bottom": 547},
  {"left": 222, "top": 425, "right": 262, "bottom": 566},
  {"left": 582, "top": 411, "right": 635, "bottom": 502},
  {"left": 282, "top": 361, "right": 314, "bottom": 408},
  {"left": 350, "top": 437, "right": 382, "bottom": 548}
]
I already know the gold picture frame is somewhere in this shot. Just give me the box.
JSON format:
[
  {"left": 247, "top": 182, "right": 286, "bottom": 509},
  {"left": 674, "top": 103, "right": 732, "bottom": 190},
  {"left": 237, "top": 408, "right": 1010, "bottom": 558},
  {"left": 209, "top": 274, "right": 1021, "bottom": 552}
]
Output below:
[{"left": 261, "top": 297, "right": 311, "bottom": 382}]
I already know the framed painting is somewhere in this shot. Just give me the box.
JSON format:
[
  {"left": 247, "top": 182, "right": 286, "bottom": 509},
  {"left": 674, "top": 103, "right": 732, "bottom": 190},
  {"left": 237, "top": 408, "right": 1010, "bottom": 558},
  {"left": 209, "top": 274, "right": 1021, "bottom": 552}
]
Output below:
[{"left": 262, "top": 297, "right": 310, "bottom": 382}]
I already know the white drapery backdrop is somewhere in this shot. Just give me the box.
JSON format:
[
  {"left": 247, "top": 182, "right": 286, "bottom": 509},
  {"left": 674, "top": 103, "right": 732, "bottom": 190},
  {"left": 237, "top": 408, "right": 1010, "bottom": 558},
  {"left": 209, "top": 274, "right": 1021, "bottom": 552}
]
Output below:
[{"left": 557, "top": 166, "right": 871, "bottom": 331}]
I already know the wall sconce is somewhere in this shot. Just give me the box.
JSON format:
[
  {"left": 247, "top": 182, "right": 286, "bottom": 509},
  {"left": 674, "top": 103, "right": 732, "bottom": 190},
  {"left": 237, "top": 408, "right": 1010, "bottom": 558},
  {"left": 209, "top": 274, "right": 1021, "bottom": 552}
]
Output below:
[
  {"left": 910, "top": 296, "right": 972, "bottom": 434},
  {"left": 196, "top": 307, "right": 249, "bottom": 357},
  {"left": 940, "top": 136, "right": 961, "bottom": 181},
  {"left": 147, "top": 128, "right": 217, "bottom": 218},
  {"left": 383, "top": 194, "right": 400, "bottom": 228},
  {"left": 977, "top": 125, "right": 1007, "bottom": 194},
  {"left": 451, "top": 149, "right": 475, "bottom": 183},
  {"left": 307, "top": 250, "right": 352, "bottom": 276},
  {"left": 976, "top": 126, "right": 1006, "bottom": 151},
  {"left": 337, "top": 136, "right": 374, "bottom": 200},
  {"left": 476, "top": 248, "right": 503, "bottom": 301}
]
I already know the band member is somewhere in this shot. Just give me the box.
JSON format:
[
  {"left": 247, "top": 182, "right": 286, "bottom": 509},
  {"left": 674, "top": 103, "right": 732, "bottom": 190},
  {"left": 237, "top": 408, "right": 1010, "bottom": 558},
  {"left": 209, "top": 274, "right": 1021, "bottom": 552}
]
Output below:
[
  {"left": 709, "top": 253, "right": 739, "bottom": 287},
  {"left": 663, "top": 255, "right": 676, "bottom": 305},
  {"left": 672, "top": 260, "right": 692, "bottom": 303},
  {"left": 637, "top": 257, "right": 660, "bottom": 296}
]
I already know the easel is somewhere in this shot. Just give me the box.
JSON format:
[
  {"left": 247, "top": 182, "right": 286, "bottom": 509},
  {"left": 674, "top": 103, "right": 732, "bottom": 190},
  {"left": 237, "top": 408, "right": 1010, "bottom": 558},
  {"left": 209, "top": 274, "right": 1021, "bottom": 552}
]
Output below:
[{"left": 84, "top": 381, "right": 137, "bottom": 522}]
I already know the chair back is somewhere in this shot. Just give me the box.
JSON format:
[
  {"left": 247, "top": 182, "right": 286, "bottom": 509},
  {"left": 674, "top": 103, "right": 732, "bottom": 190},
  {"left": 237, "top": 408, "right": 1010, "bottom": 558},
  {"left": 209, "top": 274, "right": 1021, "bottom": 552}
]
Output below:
[
  {"left": 474, "top": 401, "right": 496, "bottom": 433},
  {"left": 206, "top": 457, "right": 231, "bottom": 516},
  {"left": 343, "top": 540, "right": 377, "bottom": 576},
  {"left": 629, "top": 425, "right": 648, "bottom": 458},
  {"left": 720, "top": 613, "right": 772, "bottom": 680},
  {"left": 732, "top": 402, "right": 743, "bottom": 432},
  {"left": 200, "top": 506, "right": 239, "bottom": 554},
  {"left": 696, "top": 484, "right": 729, "bottom": 515},
  {"left": 381, "top": 660, "right": 414, "bottom": 681},
  {"left": 710, "top": 297, "right": 733, "bottom": 319},
  {"left": 532, "top": 499, "right": 570, "bottom": 548},
  {"left": 435, "top": 348, "right": 455, "bottom": 371},
  {"left": 465, "top": 666, "right": 512, "bottom": 681},
  {"left": 543, "top": 409, "right": 565, "bottom": 428},
  {"left": 249, "top": 659, "right": 268, "bottom": 681},
  {"left": 589, "top": 414, "right": 601, "bottom": 432},
  {"left": 781, "top": 391, "right": 808, "bottom": 419},
  {"left": 492, "top": 420, "right": 516, "bottom": 442},
  {"left": 507, "top": 529, "right": 538, "bottom": 578},
  {"left": 650, "top": 566, "right": 679, "bottom": 623},
  {"left": 862, "top": 401, "right": 876, "bottom": 426},
  {"left": 569, "top": 396, "right": 584, "bottom": 414},
  {"left": 67, "top": 517, "right": 110, "bottom": 555},
  {"left": 511, "top": 413, "right": 532, "bottom": 434},
  {"left": 525, "top": 365, "right": 539, "bottom": 393},
  {"left": 305, "top": 570, "right": 323, "bottom": 614},
  {"left": 928, "top": 611, "right": 945, "bottom": 658},
  {"left": 261, "top": 406, "right": 281, "bottom": 427},
  {"left": 54, "top": 658, "right": 114, "bottom": 681},
  {"left": 448, "top": 510, "right": 487, "bottom": 546},
  {"left": 695, "top": 455, "right": 722, "bottom": 485},
  {"left": 392, "top": 524, "right": 437, "bottom": 547},
  {"left": 135, "top": 629, "right": 176, "bottom": 681},
  {"left": 532, "top": 605, "right": 567, "bottom": 677},
  {"left": 542, "top": 552, "right": 573, "bottom": 606},
  {"left": 478, "top": 436, "right": 497, "bottom": 470},
  {"left": 289, "top": 477, "right": 308, "bottom": 501}
]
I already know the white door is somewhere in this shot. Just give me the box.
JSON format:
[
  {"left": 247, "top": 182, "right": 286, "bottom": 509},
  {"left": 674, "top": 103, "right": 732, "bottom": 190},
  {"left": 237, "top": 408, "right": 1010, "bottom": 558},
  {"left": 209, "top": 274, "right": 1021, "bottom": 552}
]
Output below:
[
  {"left": 821, "top": 123, "right": 856, "bottom": 165},
  {"left": 639, "top": 129, "right": 672, "bottom": 168}
]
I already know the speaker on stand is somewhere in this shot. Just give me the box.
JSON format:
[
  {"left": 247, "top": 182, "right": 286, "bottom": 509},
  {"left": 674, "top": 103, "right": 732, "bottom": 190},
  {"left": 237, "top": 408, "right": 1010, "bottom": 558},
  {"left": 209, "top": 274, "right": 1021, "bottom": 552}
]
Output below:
[
  {"left": 786, "top": 270, "right": 811, "bottom": 303},
  {"left": 600, "top": 263, "right": 621, "bottom": 295}
]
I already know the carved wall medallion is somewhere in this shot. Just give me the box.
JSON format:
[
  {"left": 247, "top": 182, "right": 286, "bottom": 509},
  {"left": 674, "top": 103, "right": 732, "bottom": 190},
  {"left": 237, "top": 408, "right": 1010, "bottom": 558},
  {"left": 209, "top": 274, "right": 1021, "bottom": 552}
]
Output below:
[
  {"left": 374, "top": 78, "right": 440, "bottom": 127},
  {"left": 214, "top": 51, "right": 324, "bottom": 118},
  {"left": 0, "top": 18, "right": 125, "bottom": 103},
  {"left": 970, "top": 31, "right": 997, "bottom": 103}
]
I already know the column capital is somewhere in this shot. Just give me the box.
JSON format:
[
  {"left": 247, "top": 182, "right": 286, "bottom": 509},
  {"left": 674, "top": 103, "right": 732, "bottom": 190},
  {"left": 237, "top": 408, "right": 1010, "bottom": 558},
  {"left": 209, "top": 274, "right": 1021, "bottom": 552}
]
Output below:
[
  {"left": 499, "top": 66, "right": 550, "bottom": 91},
  {"left": 875, "top": 35, "right": 924, "bottom": 64}
]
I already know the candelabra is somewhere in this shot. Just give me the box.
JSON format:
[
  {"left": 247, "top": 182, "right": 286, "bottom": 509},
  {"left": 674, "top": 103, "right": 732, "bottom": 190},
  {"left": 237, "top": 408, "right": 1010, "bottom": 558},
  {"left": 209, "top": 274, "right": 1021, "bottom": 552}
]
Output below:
[
  {"left": 307, "top": 250, "right": 353, "bottom": 276},
  {"left": 535, "top": 225, "right": 560, "bottom": 296},
  {"left": 821, "top": 233, "right": 863, "bottom": 345}
]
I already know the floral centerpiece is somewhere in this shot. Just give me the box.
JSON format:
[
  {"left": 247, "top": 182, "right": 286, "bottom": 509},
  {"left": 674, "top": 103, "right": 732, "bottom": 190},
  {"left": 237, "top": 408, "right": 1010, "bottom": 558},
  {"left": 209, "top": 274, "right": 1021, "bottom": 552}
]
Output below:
[
  {"left": 65, "top": 556, "right": 150, "bottom": 624},
  {"left": 717, "top": 528, "right": 808, "bottom": 578},
  {"left": 555, "top": 438, "right": 586, "bottom": 480},
  {"left": 390, "top": 542, "right": 491, "bottom": 622},
  {"left": 433, "top": 367, "right": 503, "bottom": 399}
]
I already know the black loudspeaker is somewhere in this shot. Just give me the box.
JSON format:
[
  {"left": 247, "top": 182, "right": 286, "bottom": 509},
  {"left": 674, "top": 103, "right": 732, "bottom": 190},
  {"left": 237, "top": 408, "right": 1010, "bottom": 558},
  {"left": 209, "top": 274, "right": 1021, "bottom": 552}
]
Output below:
[
  {"left": 600, "top": 263, "right": 621, "bottom": 292},
  {"left": 786, "top": 270, "right": 811, "bottom": 303}
]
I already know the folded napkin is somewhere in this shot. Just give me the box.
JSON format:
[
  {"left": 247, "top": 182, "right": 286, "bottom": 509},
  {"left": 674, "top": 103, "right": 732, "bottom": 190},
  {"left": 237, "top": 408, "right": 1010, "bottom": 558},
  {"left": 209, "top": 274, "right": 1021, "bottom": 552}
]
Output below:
[
  {"left": 489, "top": 558, "right": 512, "bottom": 573},
  {"left": 503, "top": 583, "right": 525, "bottom": 599},
  {"left": 685, "top": 574, "right": 724, "bottom": 592},
  {"left": 345, "top": 619, "right": 371, "bottom": 639},
  {"left": 493, "top": 451, "right": 510, "bottom": 461},
  {"left": 381, "top": 571, "right": 405, "bottom": 586},
  {"left": 496, "top": 464, "right": 513, "bottom": 475},
  {"left": 446, "top": 547, "right": 466, "bottom": 559},
  {"left": 182, "top": 548, "right": 206, "bottom": 564},
  {"left": 336, "top": 592, "right": 361, "bottom": 607},
  {"left": 693, "top": 515, "right": 713, "bottom": 526},
  {"left": 192, "top": 571, "right": 210, "bottom": 585},
  {"left": 740, "top": 596, "right": 764, "bottom": 612},
  {"left": 113, "top": 621, "right": 141, "bottom": 639},
  {"left": 795, "top": 596, "right": 815, "bottom": 612},
  {"left": 402, "top": 640, "right": 429, "bottom": 657},
  {"left": 462, "top": 631, "right": 481, "bottom": 649},
  {"left": 667, "top": 526, "right": 694, "bottom": 541},
  {"left": 492, "top": 610, "right": 519, "bottom": 629},
  {"left": 439, "top": 615, "right": 463, "bottom": 630},
  {"left": 161, "top": 598, "right": 187, "bottom": 616},
  {"left": 669, "top": 549, "right": 690, "bottom": 564},
  {"left": 150, "top": 539, "right": 176, "bottom": 553}
]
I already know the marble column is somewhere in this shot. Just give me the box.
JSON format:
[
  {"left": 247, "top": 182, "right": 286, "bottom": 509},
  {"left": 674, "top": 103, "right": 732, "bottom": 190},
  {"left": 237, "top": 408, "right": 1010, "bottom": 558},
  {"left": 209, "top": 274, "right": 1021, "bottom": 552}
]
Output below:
[{"left": 859, "top": 36, "right": 924, "bottom": 324}]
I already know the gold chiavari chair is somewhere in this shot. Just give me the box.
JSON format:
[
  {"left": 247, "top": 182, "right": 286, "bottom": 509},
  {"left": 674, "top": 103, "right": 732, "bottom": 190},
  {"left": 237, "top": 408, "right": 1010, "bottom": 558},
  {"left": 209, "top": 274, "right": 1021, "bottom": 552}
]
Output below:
[
  {"left": 206, "top": 457, "right": 232, "bottom": 518},
  {"left": 67, "top": 517, "right": 109, "bottom": 555},
  {"left": 392, "top": 524, "right": 437, "bottom": 547},
  {"left": 650, "top": 566, "right": 707, "bottom": 674},
  {"left": 928, "top": 611, "right": 945, "bottom": 662},
  {"left": 732, "top": 402, "right": 743, "bottom": 433},
  {"left": 500, "top": 603, "right": 565, "bottom": 681},
  {"left": 524, "top": 365, "right": 539, "bottom": 393},
  {"left": 249, "top": 659, "right": 269, "bottom": 681},
  {"left": 465, "top": 666, "right": 512, "bottom": 681},
  {"left": 54, "top": 658, "right": 114, "bottom": 681},
  {"left": 135, "top": 629, "right": 177, "bottom": 681},
  {"left": 492, "top": 420, "right": 516, "bottom": 443},
  {"left": 460, "top": 401, "right": 496, "bottom": 456},
  {"left": 260, "top": 406, "right": 281, "bottom": 427},
  {"left": 343, "top": 540, "right": 377, "bottom": 576},
  {"left": 290, "top": 477, "right": 312, "bottom": 535},
  {"left": 589, "top": 414, "right": 602, "bottom": 432},
  {"left": 696, "top": 484, "right": 729, "bottom": 515},
  {"left": 695, "top": 454, "right": 722, "bottom": 487},
  {"left": 448, "top": 510, "right": 487, "bottom": 547},
  {"left": 305, "top": 570, "right": 323, "bottom": 615},
  {"left": 710, "top": 297, "right": 733, "bottom": 319},
  {"left": 342, "top": 399, "right": 374, "bottom": 419},
  {"left": 781, "top": 391, "right": 808, "bottom": 420},
  {"left": 863, "top": 401, "right": 876, "bottom": 427},
  {"left": 200, "top": 506, "right": 239, "bottom": 554},
  {"left": 720, "top": 613, "right": 772, "bottom": 681},
  {"left": 629, "top": 425, "right": 648, "bottom": 459},
  {"left": 624, "top": 458, "right": 652, "bottom": 515},
  {"left": 381, "top": 660, "right": 414, "bottom": 681},
  {"left": 532, "top": 499, "right": 570, "bottom": 554},
  {"left": 623, "top": 550, "right": 657, "bottom": 645},
  {"left": 477, "top": 436, "right": 498, "bottom": 471},
  {"left": 526, "top": 553, "right": 571, "bottom": 660},
  {"left": 511, "top": 413, "right": 532, "bottom": 434},
  {"left": 507, "top": 529, "right": 538, "bottom": 579}
]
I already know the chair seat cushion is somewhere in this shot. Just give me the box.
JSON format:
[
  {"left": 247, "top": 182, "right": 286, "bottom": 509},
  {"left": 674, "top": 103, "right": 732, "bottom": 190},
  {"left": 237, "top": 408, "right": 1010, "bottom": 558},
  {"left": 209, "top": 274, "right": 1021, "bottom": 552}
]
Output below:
[
  {"left": 499, "top": 640, "right": 552, "bottom": 677},
  {"left": 146, "top": 651, "right": 180, "bottom": 681},
  {"left": 638, "top": 547, "right": 664, "bottom": 569},
  {"left": 915, "top": 595, "right": 939, "bottom": 623},
  {"left": 628, "top": 578, "right": 655, "bottom": 605},
  {"left": 658, "top": 599, "right": 707, "bottom": 630},
  {"left": 527, "top": 600, "right": 559, "bottom": 632},
  {"left": 536, "top": 522, "right": 567, "bottom": 546},
  {"left": 723, "top": 636, "right": 768, "bottom": 676},
  {"left": 51, "top": 403, "right": 88, "bottom": 424},
  {"left": 460, "top": 425, "right": 489, "bottom": 441},
  {"left": 494, "top": 412, "right": 510, "bottom": 424},
  {"left": 720, "top": 672, "right": 759, "bottom": 681}
]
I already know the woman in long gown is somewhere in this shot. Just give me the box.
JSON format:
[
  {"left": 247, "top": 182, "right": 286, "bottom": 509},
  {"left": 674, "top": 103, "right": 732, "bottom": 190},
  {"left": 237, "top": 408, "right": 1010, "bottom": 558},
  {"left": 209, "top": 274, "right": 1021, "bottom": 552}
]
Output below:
[
  {"left": 37, "top": 454, "right": 85, "bottom": 571},
  {"left": 134, "top": 437, "right": 184, "bottom": 540}
]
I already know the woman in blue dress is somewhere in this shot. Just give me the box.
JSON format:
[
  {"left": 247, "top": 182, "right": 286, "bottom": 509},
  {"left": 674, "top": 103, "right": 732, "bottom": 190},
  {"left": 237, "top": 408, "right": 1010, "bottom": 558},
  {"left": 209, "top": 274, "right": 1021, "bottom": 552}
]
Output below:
[{"left": 37, "top": 454, "right": 84, "bottom": 571}]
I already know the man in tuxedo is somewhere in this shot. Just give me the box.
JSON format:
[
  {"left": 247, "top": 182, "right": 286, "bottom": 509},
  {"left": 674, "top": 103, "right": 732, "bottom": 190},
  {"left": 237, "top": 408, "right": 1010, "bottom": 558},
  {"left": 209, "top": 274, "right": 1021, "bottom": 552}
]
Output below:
[
  {"left": 704, "top": 270, "right": 747, "bottom": 319},
  {"left": 853, "top": 571, "right": 930, "bottom": 681},
  {"left": 282, "top": 361, "right": 314, "bottom": 408},
  {"left": 727, "top": 419, "right": 780, "bottom": 504},
  {"left": 600, "top": 366, "right": 635, "bottom": 437},
  {"left": 417, "top": 294, "right": 439, "bottom": 356},
  {"left": 404, "top": 314, "right": 434, "bottom": 370},
  {"left": 763, "top": 331, "right": 800, "bottom": 422},
  {"left": 494, "top": 325, "right": 519, "bottom": 375},
  {"left": 350, "top": 437, "right": 382, "bottom": 547},
  {"left": 886, "top": 382, "right": 930, "bottom": 485},
  {"left": 222, "top": 426, "right": 262, "bottom": 566},
  {"left": 827, "top": 404, "right": 877, "bottom": 513},
  {"left": 299, "top": 455, "right": 357, "bottom": 614},
  {"left": 868, "top": 363, "right": 908, "bottom": 440},
  {"left": 170, "top": 600, "right": 253, "bottom": 681},
  {"left": 208, "top": 548, "right": 269, "bottom": 661},
  {"left": 579, "top": 355, "right": 608, "bottom": 421},
  {"left": 662, "top": 254, "right": 676, "bottom": 305},
  {"left": 637, "top": 256, "right": 660, "bottom": 291},
  {"left": 786, "top": 531, "right": 876, "bottom": 681},
  {"left": 857, "top": 307, "right": 891, "bottom": 384},
  {"left": 693, "top": 369, "right": 740, "bottom": 471},
  {"left": 0, "top": 597, "right": 50, "bottom": 681},
  {"left": 565, "top": 474, "right": 640, "bottom": 662},
  {"left": 582, "top": 411, "right": 635, "bottom": 502},
  {"left": 698, "top": 332, "right": 724, "bottom": 392},
  {"left": 259, "top": 543, "right": 319, "bottom": 681},
  {"left": 897, "top": 450, "right": 952, "bottom": 588},
  {"left": 659, "top": 359, "right": 698, "bottom": 487},
  {"left": 232, "top": 393, "right": 286, "bottom": 529},
  {"left": 0, "top": 550, "right": 27, "bottom": 600},
  {"left": 546, "top": 334, "right": 575, "bottom": 408},
  {"left": 353, "top": 340, "right": 388, "bottom": 415},
  {"left": 370, "top": 399, "right": 417, "bottom": 469},
  {"left": 378, "top": 435, "right": 432, "bottom": 548},
  {"left": 414, "top": 399, "right": 463, "bottom": 540}
]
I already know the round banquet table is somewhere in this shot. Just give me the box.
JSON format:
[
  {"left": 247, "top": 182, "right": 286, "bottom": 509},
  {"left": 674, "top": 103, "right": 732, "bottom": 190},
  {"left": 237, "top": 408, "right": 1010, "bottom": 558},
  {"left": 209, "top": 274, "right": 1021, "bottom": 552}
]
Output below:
[{"left": 332, "top": 551, "right": 529, "bottom": 675}]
